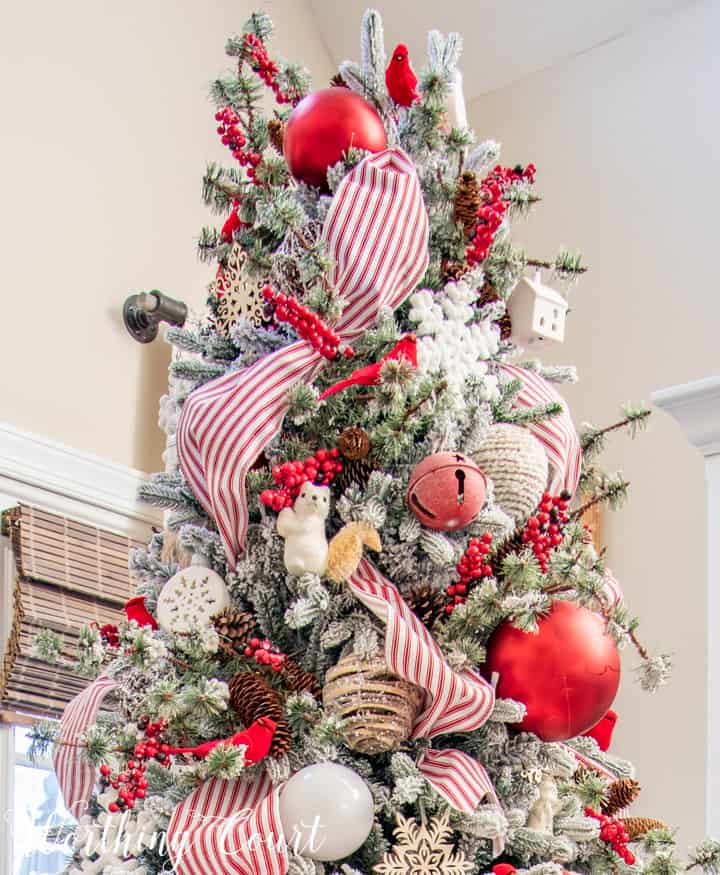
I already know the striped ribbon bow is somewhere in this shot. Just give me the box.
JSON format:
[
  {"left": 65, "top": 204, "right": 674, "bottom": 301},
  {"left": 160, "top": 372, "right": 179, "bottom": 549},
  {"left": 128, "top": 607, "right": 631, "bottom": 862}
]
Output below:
[
  {"left": 177, "top": 148, "right": 429, "bottom": 568},
  {"left": 498, "top": 363, "right": 582, "bottom": 496},
  {"left": 53, "top": 674, "right": 119, "bottom": 818}
]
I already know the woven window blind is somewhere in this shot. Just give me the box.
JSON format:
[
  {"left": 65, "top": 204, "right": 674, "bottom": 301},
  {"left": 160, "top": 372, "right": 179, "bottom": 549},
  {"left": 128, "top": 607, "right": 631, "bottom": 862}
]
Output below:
[{"left": 0, "top": 504, "right": 144, "bottom": 718}]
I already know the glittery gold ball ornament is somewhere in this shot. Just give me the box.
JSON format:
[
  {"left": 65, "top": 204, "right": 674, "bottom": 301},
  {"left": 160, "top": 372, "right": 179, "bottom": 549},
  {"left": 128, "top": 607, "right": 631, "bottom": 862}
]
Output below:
[
  {"left": 323, "top": 654, "right": 424, "bottom": 754},
  {"left": 472, "top": 423, "right": 548, "bottom": 522}
]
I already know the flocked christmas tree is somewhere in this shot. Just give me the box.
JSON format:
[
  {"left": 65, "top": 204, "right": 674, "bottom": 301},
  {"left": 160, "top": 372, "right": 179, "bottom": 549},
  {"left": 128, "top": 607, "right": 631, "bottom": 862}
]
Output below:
[{"left": 30, "top": 9, "right": 720, "bottom": 875}]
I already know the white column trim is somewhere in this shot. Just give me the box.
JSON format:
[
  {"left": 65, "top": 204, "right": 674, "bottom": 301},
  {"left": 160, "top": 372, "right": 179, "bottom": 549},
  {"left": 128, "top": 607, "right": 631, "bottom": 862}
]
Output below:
[
  {"left": 0, "top": 423, "right": 161, "bottom": 539},
  {"left": 652, "top": 377, "right": 720, "bottom": 837},
  {"left": 651, "top": 376, "right": 720, "bottom": 457}
]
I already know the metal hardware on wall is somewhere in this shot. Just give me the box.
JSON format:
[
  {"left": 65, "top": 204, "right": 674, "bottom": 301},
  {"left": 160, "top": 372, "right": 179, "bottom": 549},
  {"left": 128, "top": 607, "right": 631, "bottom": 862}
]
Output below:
[{"left": 123, "top": 290, "right": 188, "bottom": 343}]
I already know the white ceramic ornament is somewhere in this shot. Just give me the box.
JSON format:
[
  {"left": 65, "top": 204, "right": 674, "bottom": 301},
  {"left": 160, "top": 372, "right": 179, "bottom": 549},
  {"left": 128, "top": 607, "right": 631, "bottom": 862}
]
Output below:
[
  {"left": 507, "top": 271, "right": 568, "bottom": 347},
  {"left": 276, "top": 483, "right": 330, "bottom": 576},
  {"left": 526, "top": 773, "right": 562, "bottom": 833},
  {"left": 279, "top": 762, "right": 374, "bottom": 861},
  {"left": 156, "top": 557, "right": 230, "bottom": 633}
]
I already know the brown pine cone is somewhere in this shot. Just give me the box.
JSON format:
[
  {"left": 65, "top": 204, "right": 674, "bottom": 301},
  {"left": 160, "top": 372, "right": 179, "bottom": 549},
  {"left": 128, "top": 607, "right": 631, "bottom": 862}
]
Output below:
[
  {"left": 335, "top": 458, "right": 374, "bottom": 493},
  {"left": 330, "top": 73, "right": 348, "bottom": 88},
  {"left": 338, "top": 427, "right": 371, "bottom": 461},
  {"left": 443, "top": 260, "right": 470, "bottom": 283},
  {"left": 267, "top": 118, "right": 285, "bottom": 155},
  {"left": 622, "top": 816, "right": 668, "bottom": 841},
  {"left": 454, "top": 170, "right": 481, "bottom": 240},
  {"left": 229, "top": 672, "right": 291, "bottom": 757},
  {"left": 281, "top": 659, "right": 322, "bottom": 700},
  {"left": 602, "top": 778, "right": 641, "bottom": 816},
  {"left": 487, "top": 525, "right": 525, "bottom": 575},
  {"left": 478, "top": 282, "right": 512, "bottom": 340},
  {"left": 405, "top": 583, "right": 447, "bottom": 629},
  {"left": 213, "top": 608, "right": 256, "bottom": 656}
]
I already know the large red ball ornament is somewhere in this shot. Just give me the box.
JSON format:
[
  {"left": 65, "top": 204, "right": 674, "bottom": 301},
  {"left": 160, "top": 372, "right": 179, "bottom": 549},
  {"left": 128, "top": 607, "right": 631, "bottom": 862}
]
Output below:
[
  {"left": 407, "top": 452, "right": 487, "bottom": 531},
  {"left": 283, "top": 88, "right": 387, "bottom": 189},
  {"left": 483, "top": 600, "right": 620, "bottom": 742}
]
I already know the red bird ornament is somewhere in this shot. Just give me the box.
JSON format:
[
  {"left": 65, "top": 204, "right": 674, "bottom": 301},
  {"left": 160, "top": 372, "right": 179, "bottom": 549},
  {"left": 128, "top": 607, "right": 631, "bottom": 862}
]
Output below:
[
  {"left": 124, "top": 595, "right": 158, "bottom": 630},
  {"left": 165, "top": 717, "right": 276, "bottom": 765},
  {"left": 583, "top": 708, "right": 618, "bottom": 752},
  {"left": 318, "top": 334, "right": 417, "bottom": 400},
  {"left": 385, "top": 43, "right": 419, "bottom": 107}
]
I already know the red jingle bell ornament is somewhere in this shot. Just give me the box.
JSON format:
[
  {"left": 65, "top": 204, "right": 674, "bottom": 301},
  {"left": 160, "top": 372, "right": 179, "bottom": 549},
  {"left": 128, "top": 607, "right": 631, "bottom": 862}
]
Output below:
[
  {"left": 483, "top": 600, "right": 620, "bottom": 742},
  {"left": 283, "top": 88, "right": 387, "bottom": 190},
  {"left": 406, "top": 452, "right": 487, "bottom": 531}
]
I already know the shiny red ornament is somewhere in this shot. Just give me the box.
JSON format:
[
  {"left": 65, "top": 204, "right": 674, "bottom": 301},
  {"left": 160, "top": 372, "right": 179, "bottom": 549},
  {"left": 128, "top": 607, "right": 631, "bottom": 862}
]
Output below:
[
  {"left": 283, "top": 88, "right": 387, "bottom": 190},
  {"left": 483, "top": 600, "right": 620, "bottom": 741},
  {"left": 407, "top": 452, "right": 487, "bottom": 531}
]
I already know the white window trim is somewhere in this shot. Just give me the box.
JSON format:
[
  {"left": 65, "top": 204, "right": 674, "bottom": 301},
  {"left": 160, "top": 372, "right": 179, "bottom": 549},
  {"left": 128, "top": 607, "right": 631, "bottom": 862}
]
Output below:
[
  {"left": 652, "top": 375, "right": 720, "bottom": 837},
  {"left": 0, "top": 425, "right": 162, "bottom": 875}
]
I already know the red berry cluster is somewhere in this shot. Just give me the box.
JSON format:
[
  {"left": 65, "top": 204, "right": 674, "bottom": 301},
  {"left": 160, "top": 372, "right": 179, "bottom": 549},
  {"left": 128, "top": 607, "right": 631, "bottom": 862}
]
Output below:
[
  {"left": 521, "top": 490, "right": 571, "bottom": 573},
  {"left": 466, "top": 164, "right": 537, "bottom": 266},
  {"left": 260, "top": 448, "right": 343, "bottom": 511},
  {"left": 244, "top": 636, "right": 287, "bottom": 672},
  {"left": 214, "top": 107, "right": 263, "bottom": 182},
  {"left": 445, "top": 533, "right": 494, "bottom": 614},
  {"left": 244, "top": 33, "right": 295, "bottom": 105},
  {"left": 94, "top": 623, "right": 120, "bottom": 648},
  {"left": 100, "top": 717, "right": 170, "bottom": 813},
  {"left": 584, "top": 807, "right": 636, "bottom": 865},
  {"left": 262, "top": 285, "right": 354, "bottom": 360}
]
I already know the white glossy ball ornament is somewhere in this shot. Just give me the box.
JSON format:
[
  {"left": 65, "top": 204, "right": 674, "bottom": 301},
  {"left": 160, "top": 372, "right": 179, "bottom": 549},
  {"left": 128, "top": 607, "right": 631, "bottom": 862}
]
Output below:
[
  {"left": 156, "top": 558, "right": 230, "bottom": 633},
  {"left": 279, "top": 763, "right": 374, "bottom": 861}
]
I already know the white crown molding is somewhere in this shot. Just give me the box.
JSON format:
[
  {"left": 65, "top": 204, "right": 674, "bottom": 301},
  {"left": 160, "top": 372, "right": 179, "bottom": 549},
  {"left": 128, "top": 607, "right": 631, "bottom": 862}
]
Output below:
[
  {"left": 651, "top": 376, "right": 720, "bottom": 457},
  {"left": 0, "top": 423, "right": 161, "bottom": 539}
]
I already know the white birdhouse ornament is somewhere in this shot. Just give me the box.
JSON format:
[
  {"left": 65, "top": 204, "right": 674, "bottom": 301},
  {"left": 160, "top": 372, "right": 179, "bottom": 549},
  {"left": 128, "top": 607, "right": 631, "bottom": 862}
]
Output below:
[{"left": 508, "top": 271, "right": 568, "bottom": 346}]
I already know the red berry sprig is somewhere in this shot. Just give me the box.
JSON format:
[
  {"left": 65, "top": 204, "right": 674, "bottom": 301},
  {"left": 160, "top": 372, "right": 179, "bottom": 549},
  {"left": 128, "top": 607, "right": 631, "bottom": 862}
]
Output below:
[
  {"left": 260, "top": 448, "right": 343, "bottom": 512},
  {"left": 214, "top": 107, "right": 263, "bottom": 183},
  {"left": 262, "top": 285, "right": 354, "bottom": 360},
  {"left": 521, "top": 490, "right": 571, "bottom": 574},
  {"left": 244, "top": 637, "right": 287, "bottom": 672},
  {"left": 244, "top": 33, "right": 296, "bottom": 105},
  {"left": 584, "top": 807, "right": 636, "bottom": 865},
  {"left": 99, "top": 717, "right": 170, "bottom": 813},
  {"left": 445, "top": 532, "right": 494, "bottom": 614},
  {"left": 94, "top": 623, "right": 120, "bottom": 648},
  {"left": 466, "top": 164, "right": 537, "bottom": 266}
]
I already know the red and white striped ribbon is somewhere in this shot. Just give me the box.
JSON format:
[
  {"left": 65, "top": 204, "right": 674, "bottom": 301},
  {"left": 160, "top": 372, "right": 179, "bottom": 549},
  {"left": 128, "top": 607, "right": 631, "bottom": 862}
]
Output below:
[
  {"left": 167, "top": 772, "right": 286, "bottom": 875},
  {"left": 498, "top": 364, "right": 582, "bottom": 497},
  {"left": 53, "top": 674, "right": 119, "bottom": 818},
  {"left": 177, "top": 148, "right": 429, "bottom": 568}
]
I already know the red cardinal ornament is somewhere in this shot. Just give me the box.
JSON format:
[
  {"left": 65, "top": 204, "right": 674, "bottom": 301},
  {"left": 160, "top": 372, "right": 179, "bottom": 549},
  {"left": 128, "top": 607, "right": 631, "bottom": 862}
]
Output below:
[
  {"left": 124, "top": 595, "right": 158, "bottom": 630},
  {"left": 165, "top": 717, "right": 276, "bottom": 765},
  {"left": 318, "top": 334, "right": 417, "bottom": 400},
  {"left": 386, "top": 43, "right": 419, "bottom": 107},
  {"left": 220, "top": 202, "right": 243, "bottom": 243},
  {"left": 583, "top": 709, "right": 618, "bottom": 752},
  {"left": 493, "top": 865, "right": 517, "bottom": 875}
]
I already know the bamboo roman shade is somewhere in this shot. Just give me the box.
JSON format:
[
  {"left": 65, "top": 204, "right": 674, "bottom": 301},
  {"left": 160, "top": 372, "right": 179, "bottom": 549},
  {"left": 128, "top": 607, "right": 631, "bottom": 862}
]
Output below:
[{"left": 0, "top": 504, "right": 144, "bottom": 718}]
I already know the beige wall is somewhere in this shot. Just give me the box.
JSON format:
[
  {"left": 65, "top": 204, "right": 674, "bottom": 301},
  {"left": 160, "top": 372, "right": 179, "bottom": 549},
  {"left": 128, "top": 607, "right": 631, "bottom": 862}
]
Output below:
[
  {"left": 0, "top": 0, "right": 333, "bottom": 474},
  {"left": 471, "top": 0, "right": 717, "bottom": 845}
]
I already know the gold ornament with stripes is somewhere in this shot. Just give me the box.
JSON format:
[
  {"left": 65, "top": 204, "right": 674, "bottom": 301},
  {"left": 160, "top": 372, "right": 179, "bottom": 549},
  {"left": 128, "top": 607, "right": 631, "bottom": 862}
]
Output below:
[{"left": 323, "top": 654, "right": 423, "bottom": 754}]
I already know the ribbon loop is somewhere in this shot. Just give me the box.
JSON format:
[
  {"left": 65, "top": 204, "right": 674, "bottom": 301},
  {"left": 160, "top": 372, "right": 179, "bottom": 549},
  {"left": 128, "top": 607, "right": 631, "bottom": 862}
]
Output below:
[{"left": 177, "top": 148, "right": 429, "bottom": 567}]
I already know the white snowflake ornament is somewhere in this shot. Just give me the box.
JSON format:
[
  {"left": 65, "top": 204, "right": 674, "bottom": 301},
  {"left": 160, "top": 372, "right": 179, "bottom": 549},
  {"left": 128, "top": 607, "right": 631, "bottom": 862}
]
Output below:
[
  {"left": 156, "top": 556, "right": 230, "bottom": 633},
  {"left": 374, "top": 812, "right": 473, "bottom": 875}
]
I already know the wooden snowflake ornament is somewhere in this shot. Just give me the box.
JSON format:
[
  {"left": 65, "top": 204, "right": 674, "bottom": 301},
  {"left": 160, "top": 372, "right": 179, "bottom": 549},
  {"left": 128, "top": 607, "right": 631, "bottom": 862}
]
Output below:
[
  {"left": 374, "top": 813, "right": 473, "bottom": 875},
  {"left": 211, "top": 243, "right": 265, "bottom": 333},
  {"left": 156, "top": 564, "right": 230, "bottom": 633}
]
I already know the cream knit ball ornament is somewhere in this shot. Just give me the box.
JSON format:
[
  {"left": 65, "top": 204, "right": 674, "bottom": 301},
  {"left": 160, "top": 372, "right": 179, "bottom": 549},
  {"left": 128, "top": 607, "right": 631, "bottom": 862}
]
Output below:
[{"left": 473, "top": 424, "right": 549, "bottom": 522}]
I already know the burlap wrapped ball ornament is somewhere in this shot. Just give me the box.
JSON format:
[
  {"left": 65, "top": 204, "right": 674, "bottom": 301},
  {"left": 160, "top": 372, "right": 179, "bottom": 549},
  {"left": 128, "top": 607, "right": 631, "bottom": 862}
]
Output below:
[
  {"left": 283, "top": 88, "right": 387, "bottom": 190},
  {"left": 406, "top": 452, "right": 487, "bottom": 531},
  {"left": 473, "top": 424, "right": 548, "bottom": 521},
  {"left": 323, "top": 655, "right": 424, "bottom": 754}
]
